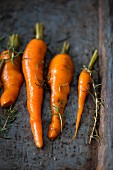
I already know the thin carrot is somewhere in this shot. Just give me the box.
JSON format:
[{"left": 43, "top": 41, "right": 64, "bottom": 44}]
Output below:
[
  {"left": 22, "top": 23, "right": 47, "bottom": 148},
  {"left": 0, "top": 34, "right": 23, "bottom": 107},
  {"left": 72, "top": 50, "right": 98, "bottom": 140},
  {"left": 47, "top": 42, "right": 74, "bottom": 140}
]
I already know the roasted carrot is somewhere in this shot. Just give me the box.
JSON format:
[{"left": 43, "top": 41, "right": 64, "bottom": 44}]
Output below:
[
  {"left": 72, "top": 50, "right": 98, "bottom": 140},
  {"left": 22, "top": 23, "right": 47, "bottom": 148},
  {"left": 48, "top": 42, "right": 74, "bottom": 140},
  {"left": 0, "top": 34, "right": 23, "bottom": 107}
]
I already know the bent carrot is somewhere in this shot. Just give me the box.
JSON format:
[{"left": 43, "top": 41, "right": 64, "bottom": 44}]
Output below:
[
  {"left": 72, "top": 50, "right": 98, "bottom": 140},
  {"left": 48, "top": 42, "right": 74, "bottom": 140},
  {"left": 0, "top": 34, "right": 23, "bottom": 107},
  {"left": 22, "top": 23, "right": 47, "bottom": 148}
]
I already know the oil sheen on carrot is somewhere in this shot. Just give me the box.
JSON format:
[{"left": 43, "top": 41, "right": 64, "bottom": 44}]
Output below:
[
  {"left": 48, "top": 42, "right": 74, "bottom": 140},
  {"left": 0, "top": 34, "right": 23, "bottom": 107},
  {"left": 72, "top": 50, "right": 98, "bottom": 139},
  {"left": 22, "top": 23, "right": 47, "bottom": 148}
]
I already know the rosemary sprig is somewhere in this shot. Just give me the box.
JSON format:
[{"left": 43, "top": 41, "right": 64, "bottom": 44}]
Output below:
[
  {"left": 0, "top": 105, "right": 18, "bottom": 139},
  {"left": 4, "top": 34, "right": 23, "bottom": 65},
  {"left": 52, "top": 100, "right": 64, "bottom": 132},
  {"left": 89, "top": 79, "right": 101, "bottom": 144},
  {"left": 0, "top": 35, "right": 23, "bottom": 66},
  {"left": 3, "top": 47, "right": 23, "bottom": 65}
]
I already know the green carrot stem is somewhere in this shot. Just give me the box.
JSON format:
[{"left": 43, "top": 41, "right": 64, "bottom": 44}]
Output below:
[
  {"left": 35, "top": 23, "right": 44, "bottom": 40},
  {"left": 61, "top": 41, "right": 70, "bottom": 54},
  {"left": 88, "top": 49, "right": 98, "bottom": 70},
  {"left": 7, "top": 34, "right": 19, "bottom": 51}
]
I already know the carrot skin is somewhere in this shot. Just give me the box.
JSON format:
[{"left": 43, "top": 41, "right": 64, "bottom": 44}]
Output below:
[
  {"left": 72, "top": 50, "right": 98, "bottom": 140},
  {"left": 22, "top": 39, "right": 47, "bottom": 148},
  {"left": 73, "top": 69, "right": 91, "bottom": 138},
  {"left": 0, "top": 50, "right": 23, "bottom": 107},
  {"left": 48, "top": 53, "right": 74, "bottom": 140}
]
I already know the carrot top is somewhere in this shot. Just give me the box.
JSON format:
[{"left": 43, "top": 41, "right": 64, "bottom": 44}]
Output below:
[
  {"left": 7, "top": 34, "right": 20, "bottom": 51},
  {"left": 82, "top": 49, "right": 98, "bottom": 76},
  {"left": 4, "top": 34, "right": 22, "bottom": 65},
  {"left": 71, "top": 49, "right": 98, "bottom": 141},
  {"left": 35, "top": 23, "right": 44, "bottom": 40},
  {"left": 61, "top": 41, "right": 70, "bottom": 54},
  {"left": 88, "top": 49, "right": 98, "bottom": 71}
]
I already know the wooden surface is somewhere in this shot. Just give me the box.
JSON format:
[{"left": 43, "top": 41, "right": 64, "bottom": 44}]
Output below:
[
  {"left": 97, "top": 0, "right": 113, "bottom": 169},
  {"left": 1, "top": 0, "right": 112, "bottom": 169}
]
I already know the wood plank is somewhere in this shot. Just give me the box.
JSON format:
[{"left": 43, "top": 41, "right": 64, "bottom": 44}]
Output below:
[
  {"left": 97, "top": 0, "right": 113, "bottom": 169},
  {"left": 0, "top": 0, "right": 100, "bottom": 169}
]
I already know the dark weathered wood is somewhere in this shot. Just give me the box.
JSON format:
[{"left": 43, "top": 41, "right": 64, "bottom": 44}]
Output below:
[
  {"left": 97, "top": 0, "right": 113, "bottom": 169},
  {"left": 0, "top": 0, "right": 100, "bottom": 169}
]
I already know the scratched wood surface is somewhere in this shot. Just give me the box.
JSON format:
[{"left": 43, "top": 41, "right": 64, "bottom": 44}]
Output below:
[
  {"left": 0, "top": 0, "right": 103, "bottom": 169},
  {"left": 97, "top": 0, "right": 113, "bottom": 169}
]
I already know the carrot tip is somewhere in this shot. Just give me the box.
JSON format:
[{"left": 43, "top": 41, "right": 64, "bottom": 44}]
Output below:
[
  {"left": 71, "top": 131, "right": 77, "bottom": 141},
  {"left": 48, "top": 128, "right": 60, "bottom": 140},
  {"left": 30, "top": 120, "right": 43, "bottom": 148},
  {"left": 35, "top": 141, "right": 43, "bottom": 148},
  {"left": 1, "top": 97, "right": 14, "bottom": 107}
]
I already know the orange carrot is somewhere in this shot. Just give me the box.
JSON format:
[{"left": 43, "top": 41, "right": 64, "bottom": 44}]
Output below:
[
  {"left": 72, "top": 50, "right": 98, "bottom": 139},
  {"left": 48, "top": 42, "right": 74, "bottom": 140},
  {"left": 0, "top": 34, "right": 23, "bottom": 107},
  {"left": 22, "top": 23, "right": 47, "bottom": 148}
]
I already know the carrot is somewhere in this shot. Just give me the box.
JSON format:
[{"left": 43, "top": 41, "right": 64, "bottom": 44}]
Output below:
[
  {"left": 72, "top": 50, "right": 98, "bottom": 140},
  {"left": 22, "top": 23, "right": 47, "bottom": 148},
  {"left": 0, "top": 34, "right": 23, "bottom": 107},
  {"left": 47, "top": 42, "right": 74, "bottom": 140}
]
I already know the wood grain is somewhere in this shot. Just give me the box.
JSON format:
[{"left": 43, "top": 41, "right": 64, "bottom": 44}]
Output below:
[{"left": 97, "top": 0, "right": 113, "bottom": 169}]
